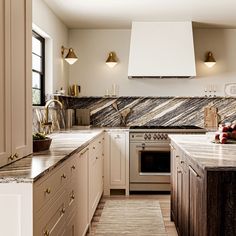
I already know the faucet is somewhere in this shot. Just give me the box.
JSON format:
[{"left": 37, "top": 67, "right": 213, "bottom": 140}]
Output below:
[{"left": 41, "top": 99, "right": 63, "bottom": 134}]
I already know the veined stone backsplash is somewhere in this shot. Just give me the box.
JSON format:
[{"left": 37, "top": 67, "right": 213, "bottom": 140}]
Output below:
[
  {"left": 33, "top": 96, "right": 236, "bottom": 132},
  {"left": 58, "top": 96, "right": 236, "bottom": 127}
]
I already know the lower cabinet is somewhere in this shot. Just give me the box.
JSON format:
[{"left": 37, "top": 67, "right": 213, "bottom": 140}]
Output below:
[
  {"left": 78, "top": 148, "right": 89, "bottom": 236},
  {"left": 32, "top": 134, "right": 104, "bottom": 236},
  {"left": 0, "top": 133, "right": 105, "bottom": 236},
  {"left": 189, "top": 165, "right": 204, "bottom": 236},
  {"left": 104, "top": 130, "right": 129, "bottom": 195},
  {"left": 170, "top": 142, "right": 208, "bottom": 236},
  {"left": 88, "top": 134, "right": 104, "bottom": 221}
]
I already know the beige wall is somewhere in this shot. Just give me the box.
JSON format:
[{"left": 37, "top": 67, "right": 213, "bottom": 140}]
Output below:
[
  {"left": 32, "top": 0, "right": 69, "bottom": 96},
  {"left": 69, "top": 28, "right": 236, "bottom": 97}
]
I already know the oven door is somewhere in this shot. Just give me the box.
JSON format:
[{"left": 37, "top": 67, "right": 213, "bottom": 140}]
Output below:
[{"left": 130, "top": 142, "right": 170, "bottom": 183}]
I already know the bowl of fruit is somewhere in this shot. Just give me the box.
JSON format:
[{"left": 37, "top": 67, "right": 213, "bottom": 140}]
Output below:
[
  {"left": 213, "top": 122, "right": 236, "bottom": 144},
  {"left": 33, "top": 133, "right": 52, "bottom": 152}
]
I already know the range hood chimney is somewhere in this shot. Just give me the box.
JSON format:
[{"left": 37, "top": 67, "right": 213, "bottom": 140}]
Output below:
[{"left": 128, "top": 22, "right": 196, "bottom": 79}]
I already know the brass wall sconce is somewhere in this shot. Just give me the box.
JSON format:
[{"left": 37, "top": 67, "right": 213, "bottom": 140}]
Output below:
[
  {"left": 106, "top": 52, "right": 118, "bottom": 68},
  {"left": 61, "top": 46, "right": 78, "bottom": 65},
  {"left": 204, "top": 51, "right": 216, "bottom": 68}
]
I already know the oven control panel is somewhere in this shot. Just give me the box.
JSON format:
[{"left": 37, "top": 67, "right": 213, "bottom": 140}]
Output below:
[{"left": 130, "top": 132, "right": 169, "bottom": 142}]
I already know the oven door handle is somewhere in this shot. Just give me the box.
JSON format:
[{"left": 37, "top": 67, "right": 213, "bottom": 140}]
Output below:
[{"left": 135, "top": 145, "right": 168, "bottom": 149}]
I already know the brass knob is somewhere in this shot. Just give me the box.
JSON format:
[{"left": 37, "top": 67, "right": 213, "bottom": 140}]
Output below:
[
  {"left": 44, "top": 230, "right": 50, "bottom": 236},
  {"left": 71, "top": 191, "right": 75, "bottom": 200},
  {"left": 71, "top": 165, "right": 76, "bottom": 170},
  {"left": 8, "top": 155, "right": 14, "bottom": 161},
  {"left": 99, "top": 141, "right": 101, "bottom": 144},
  {"left": 61, "top": 207, "right": 66, "bottom": 214},
  {"left": 45, "top": 188, "right": 51, "bottom": 194},
  {"left": 14, "top": 153, "right": 19, "bottom": 159},
  {"left": 96, "top": 157, "right": 98, "bottom": 160},
  {"left": 61, "top": 173, "right": 66, "bottom": 179},
  {"left": 93, "top": 146, "right": 95, "bottom": 149}
]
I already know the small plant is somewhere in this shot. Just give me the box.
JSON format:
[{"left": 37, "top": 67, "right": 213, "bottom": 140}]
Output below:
[{"left": 33, "top": 132, "right": 48, "bottom": 140}]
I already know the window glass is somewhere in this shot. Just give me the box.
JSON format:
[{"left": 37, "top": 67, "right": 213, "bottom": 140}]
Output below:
[
  {"left": 32, "top": 36, "right": 42, "bottom": 56},
  {"left": 32, "top": 31, "right": 45, "bottom": 106}
]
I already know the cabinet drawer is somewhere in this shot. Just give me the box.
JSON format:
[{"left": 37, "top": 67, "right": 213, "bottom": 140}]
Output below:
[
  {"left": 34, "top": 164, "right": 69, "bottom": 213},
  {"left": 34, "top": 190, "right": 66, "bottom": 236}
]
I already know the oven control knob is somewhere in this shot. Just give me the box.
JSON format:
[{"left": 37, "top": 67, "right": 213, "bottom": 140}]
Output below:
[{"left": 144, "top": 134, "right": 148, "bottom": 140}]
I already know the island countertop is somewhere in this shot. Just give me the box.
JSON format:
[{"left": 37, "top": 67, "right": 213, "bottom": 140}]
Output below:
[
  {"left": 0, "top": 130, "right": 103, "bottom": 183},
  {"left": 169, "top": 134, "right": 236, "bottom": 170}
]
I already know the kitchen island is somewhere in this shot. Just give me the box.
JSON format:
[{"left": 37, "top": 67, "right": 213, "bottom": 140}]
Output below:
[{"left": 169, "top": 134, "right": 236, "bottom": 236}]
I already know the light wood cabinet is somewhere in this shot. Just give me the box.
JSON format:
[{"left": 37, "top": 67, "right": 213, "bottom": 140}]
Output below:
[
  {"left": 88, "top": 134, "right": 104, "bottom": 221},
  {"left": 78, "top": 147, "right": 89, "bottom": 236},
  {"left": 0, "top": 131, "right": 105, "bottom": 236},
  {"left": 0, "top": 0, "right": 32, "bottom": 168},
  {"left": 104, "top": 130, "right": 129, "bottom": 195}
]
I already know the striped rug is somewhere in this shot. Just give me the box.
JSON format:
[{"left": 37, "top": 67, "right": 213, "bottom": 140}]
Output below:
[{"left": 94, "top": 199, "right": 168, "bottom": 235}]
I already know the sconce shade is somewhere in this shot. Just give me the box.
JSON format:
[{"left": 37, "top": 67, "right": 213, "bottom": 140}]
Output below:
[
  {"left": 204, "top": 51, "right": 216, "bottom": 68},
  {"left": 61, "top": 46, "right": 78, "bottom": 65},
  {"left": 106, "top": 52, "right": 117, "bottom": 68}
]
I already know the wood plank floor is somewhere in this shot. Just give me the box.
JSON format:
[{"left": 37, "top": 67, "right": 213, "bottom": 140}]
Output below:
[{"left": 87, "top": 194, "right": 178, "bottom": 236}]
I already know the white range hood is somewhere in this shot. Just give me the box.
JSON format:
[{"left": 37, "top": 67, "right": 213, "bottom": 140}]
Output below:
[{"left": 128, "top": 21, "right": 196, "bottom": 79}]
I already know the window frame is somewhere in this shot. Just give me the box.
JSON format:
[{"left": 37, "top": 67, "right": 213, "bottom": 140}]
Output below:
[{"left": 32, "top": 31, "right": 45, "bottom": 106}]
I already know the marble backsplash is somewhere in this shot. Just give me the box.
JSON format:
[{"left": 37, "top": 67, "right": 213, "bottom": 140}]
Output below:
[
  {"left": 32, "top": 96, "right": 236, "bottom": 132},
  {"left": 58, "top": 96, "right": 236, "bottom": 127}
]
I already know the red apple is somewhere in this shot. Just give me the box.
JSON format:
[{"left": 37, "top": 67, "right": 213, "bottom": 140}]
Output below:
[
  {"left": 215, "top": 133, "right": 220, "bottom": 140},
  {"left": 230, "top": 131, "right": 236, "bottom": 140},
  {"left": 220, "top": 132, "right": 229, "bottom": 139},
  {"left": 220, "top": 137, "right": 227, "bottom": 144},
  {"left": 219, "top": 126, "right": 229, "bottom": 132}
]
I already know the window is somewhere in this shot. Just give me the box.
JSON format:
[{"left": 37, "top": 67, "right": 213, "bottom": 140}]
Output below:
[{"left": 32, "top": 31, "right": 45, "bottom": 106}]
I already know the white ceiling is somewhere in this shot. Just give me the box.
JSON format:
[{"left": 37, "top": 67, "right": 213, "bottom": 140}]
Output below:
[{"left": 43, "top": 0, "right": 236, "bottom": 29}]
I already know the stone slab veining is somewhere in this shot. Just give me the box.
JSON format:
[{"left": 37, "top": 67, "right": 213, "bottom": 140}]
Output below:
[
  {"left": 0, "top": 130, "right": 103, "bottom": 183},
  {"left": 169, "top": 134, "right": 236, "bottom": 170}
]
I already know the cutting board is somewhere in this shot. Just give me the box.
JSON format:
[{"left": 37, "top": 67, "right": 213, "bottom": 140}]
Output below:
[{"left": 204, "top": 106, "right": 219, "bottom": 130}]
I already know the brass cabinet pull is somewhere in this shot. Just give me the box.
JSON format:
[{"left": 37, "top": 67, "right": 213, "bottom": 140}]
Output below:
[
  {"left": 96, "top": 157, "right": 98, "bottom": 160},
  {"left": 180, "top": 160, "right": 184, "bottom": 164},
  {"left": 44, "top": 230, "right": 50, "bottom": 236},
  {"left": 71, "top": 165, "right": 76, "bottom": 170},
  {"left": 8, "top": 155, "right": 14, "bottom": 161},
  {"left": 99, "top": 141, "right": 101, "bottom": 144},
  {"left": 61, "top": 207, "right": 66, "bottom": 214},
  {"left": 45, "top": 188, "right": 51, "bottom": 194},
  {"left": 61, "top": 173, "right": 66, "bottom": 179},
  {"left": 71, "top": 191, "right": 75, "bottom": 200},
  {"left": 93, "top": 146, "right": 95, "bottom": 149},
  {"left": 13, "top": 153, "right": 19, "bottom": 159},
  {"left": 79, "top": 148, "right": 89, "bottom": 156}
]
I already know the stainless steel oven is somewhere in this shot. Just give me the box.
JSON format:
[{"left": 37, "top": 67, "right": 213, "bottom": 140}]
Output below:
[
  {"left": 129, "top": 126, "right": 206, "bottom": 192},
  {"left": 130, "top": 132, "right": 171, "bottom": 191}
]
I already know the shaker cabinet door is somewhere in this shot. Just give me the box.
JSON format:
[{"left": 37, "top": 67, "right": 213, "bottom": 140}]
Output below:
[
  {"left": 0, "top": 0, "right": 12, "bottom": 166},
  {"left": 11, "top": 0, "right": 32, "bottom": 159},
  {"left": 0, "top": 0, "right": 32, "bottom": 168}
]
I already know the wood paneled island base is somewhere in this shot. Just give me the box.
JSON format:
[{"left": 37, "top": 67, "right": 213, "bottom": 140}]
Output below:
[{"left": 170, "top": 134, "right": 236, "bottom": 236}]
